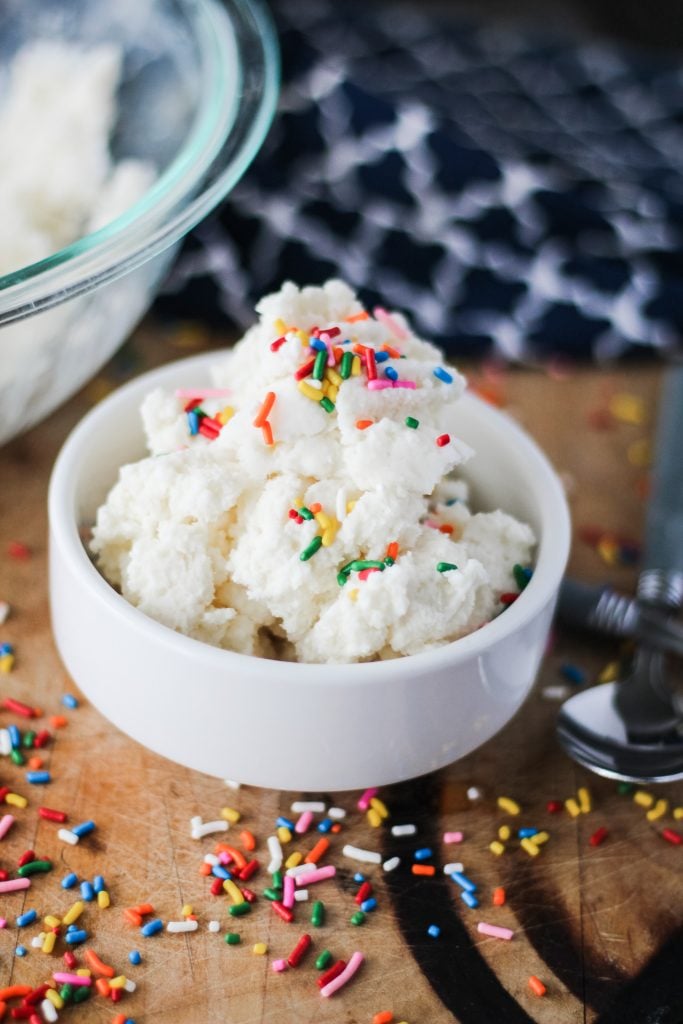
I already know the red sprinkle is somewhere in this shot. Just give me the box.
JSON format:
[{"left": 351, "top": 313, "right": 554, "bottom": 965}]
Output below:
[
  {"left": 436, "top": 434, "right": 450, "bottom": 447},
  {"left": 238, "top": 859, "right": 259, "bottom": 881},
  {"left": 317, "top": 959, "right": 347, "bottom": 989},
  {"left": 358, "top": 568, "right": 380, "bottom": 581},
  {"left": 288, "top": 509, "right": 299, "bottom": 520},
  {"left": 499, "top": 593, "right": 519, "bottom": 605},
  {"left": 38, "top": 807, "right": 67, "bottom": 824},
  {"left": 589, "top": 827, "right": 609, "bottom": 847},
  {"left": 210, "top": 878, "right": 223, "bottom": 896},
  {"left": 7, "top": 542, "right": 31, "bottom": 560},
  {"left": 241, "top": 888, "right": 257, "bottom": 904},
  {"left": 33, "top": 731, "right": 52, "bottom": 749},
  {"left": 63, "top": 952, "right": 78, "bottom": 969},
  {"left": 270, "top": 336, "right": 287, "bottom": 352},
  {"left": 17, "top": 850, "right": 36, "bottom": 868},
  {"left": 546, "top": 801, "right": 563, "bottom": 814},
  {"left": 271, "top": 901, "right": 294, "bottom": 923},
  {"left": 2, "top": 698, "right": 35, "bottom": 718},
  {"left": 661, "top": 828, "right": 682, "bottom": 845},
  {"left": 198, "top": 417, "right": 221, "bottom": 439},
  {"left": 295, "top": 358, "right": 316, "bottom": 381},
  {"left": 287, "top": 933, "right": 312, "bottom": 968},
  {"left": 365, "top": 348, "right": 377, "bottom": 381}
]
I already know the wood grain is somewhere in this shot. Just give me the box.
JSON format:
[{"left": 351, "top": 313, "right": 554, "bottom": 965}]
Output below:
[{"left": 0, "top": 323, "right": 680, "bottom": 1023}]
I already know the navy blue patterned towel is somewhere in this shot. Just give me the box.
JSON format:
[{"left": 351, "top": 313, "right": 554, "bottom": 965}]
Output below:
[{"left": 158, "top": 0, "right": 683, "bottom": 360}]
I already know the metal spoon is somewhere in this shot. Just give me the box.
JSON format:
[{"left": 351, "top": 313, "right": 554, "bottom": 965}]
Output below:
[{"left": 557, "top": 364, "right": 683, "bottom": 783}]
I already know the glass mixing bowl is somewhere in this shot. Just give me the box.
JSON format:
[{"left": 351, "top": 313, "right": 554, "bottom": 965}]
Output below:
[{"left": 0, "top": 0, "right": 279, "bottom": 446}]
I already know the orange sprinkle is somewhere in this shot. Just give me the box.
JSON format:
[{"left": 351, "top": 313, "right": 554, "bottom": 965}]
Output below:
[
  {"left": 0, "top": 986, "right": 31, "bottom": 1001},
  {"left": 95, "top": 978, "right": 111, "bottom": 998},
  {"left": 123, "top": 909, "right": 142, "bottom": 926},
  {"left": 439, "top": 524, "right": 454, "bottom": 534},
  {"left": 304, "top": 837, "right": 330, "bottom": 864},
  {"left": 199, "top": 863, "right": 211, "bottom": 876},
  {"left": 331, "top": 823, "right": 342, "bottom": 833},
  {"left": 386, "top": 541, "right": 399, "bottom": 560},
  {"left": 253, "top": 390, "right": 276, "bottom": 427},
  {"left": 261, "top": 421, "right": 274, "bottom": 447},
  {"left": 240, "top": 829, "right": 256, "bottom": 852},
  {"left": 131, "top": 903, "right": 155, "bottom": 916},
  {"left": 352, "top": 343, "right": 368, "bottom": 354},
  {"left": 492, "top": 886, "right": 506, "bottom": 906},
  {"left": 333, "top": 346, "right": 344, "bottom": 360},
  {"left": 112, "top": 1015, "right": 126, "bottom": 1024},
  {"left": 356, "top": 419, "right": 374, "bottom": 430},
  {"left": 0, "top": 1001, "right": 6, "bottom": 1021},
  {"left": 50, "top": 715, "right": 68, "bottom": 729},
  {"left": 345, "top": 311, "right": 370, "bottom": 322},
  {"left": 411, "top": 864, "right": 435, "bottom": 877},
  {"left": 380, "top": 343, "right": 401, "bottom": 358},
  {"left": 84, "top": 949, "right": 115, "bottom": 978},
  {"left": 528, "top": 976, "right": 547, "bottom": 997},
  {"left": 215, "top": 844, "right": 247, "bottom": 870},
  {"left": 309, "top": 503, "right": 322, "bottom": 514},
  {"left": 373, "top": 1013, "right": 394, "bottom": 1024},
  {"left": 27, "top": 756, "right": 43, "bottom": 770}
]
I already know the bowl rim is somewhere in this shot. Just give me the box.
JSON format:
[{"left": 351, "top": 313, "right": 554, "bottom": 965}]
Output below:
[
  {"left": 48, "top": 351, "right": 572, "bottom": 681},
  {"left": 0, "top": 0, "right": 279, "bottom": 323}
]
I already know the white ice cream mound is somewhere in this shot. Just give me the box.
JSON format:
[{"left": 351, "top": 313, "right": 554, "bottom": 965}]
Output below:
[{"left": 91, "top": 281, "right": 535, "bottom": 663}]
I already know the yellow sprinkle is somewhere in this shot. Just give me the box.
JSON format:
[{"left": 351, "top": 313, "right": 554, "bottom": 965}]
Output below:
[
  {"left": 498, "top": 826, "right": 511, "bottom": 841},
  {"left": 274, "top": 318, "right": 288, "bottom": 335},
  {"left": 62, "top": 901, "right": 84, "bottom": 926},
  {"left": 294, "top": 495, "right": 304, "bottom": 509},
  {"left": 109, "top": 976, "right": 127, "bottom": 989},
  {"left": 577, "top": 787, "right": 592, "bottom": 813},
  {"left": 633, "top": 790, "right": 654, "bottom": 808},
  {"left": 497, "top": 796, "right": 521, "bottom": 816},
  {"left": 182, "top": 904, "right": 193, "bottom": 917},
  {"left": 349, "top": 588, "right": 359, "bottom": 602},
  {"left": 296, "top": 329, "right": 309, "bottom": 345},
  {"left": 44, "top": 915, "right": 61, "bottom": 928},
  {"left": 321, "top": 527, "right": 336, "bottom": 547},
  {"left": 598, "top": 661, "right": 620, "bottom": 684},
  {"left": 220, "top": 806, "right": 241, "bottom": 824},
  {"left": 45, "top": 990, "right": 64, "bottom": 1010},
  {"left": 0, "top": 653, "right": 15, "bottom": 673},
  {"left": 75, "top": 969, "right": 91, "bottom": 977},
  {"left": 42, "top": 931, "right": 57, "bottom": 954},
  {"left": 327, "top": 385, "right": 339, "bottom": 403},
  {"left": 97, "top": 889, "right": 110, "bottom": 909},
  {"left": 223, "top": 879, "right": 245, "bottom": 905},
  {"left": 673, "top": 807, "right": 683, "bottom": 821},
  {"left": 217, "top": 406, "right": 234, "bottom": 426},
  {"left": 285, "top": 851, "right": 303, "bottom": 869},
  {"left": 521, "top": 837, "right": 540, "bottom": 857},
  {"left": 609, "top": 392, "right": 645, "bottom": 425},
  {"left": 646, "top": 799, "right": 668, "bottom": 821},
  {"left": 298, "top": 380, "right": 323, "bottom": 402},
  {"left": 565, "top": 798, "right": 581, "bottom": 818},
  {"left": 325, "top": 367, "right": 342, "bottom": 387},
  {"left": 533, "top": 831, "right": 550, "bottom": 846},
  {"left": 597, "top": 537, "right": 619, "bottom": 566},
  {"left": 346, "top": 500, "right": 356, "bottom": 513},
  {"left": 367, "top": 808, "right": 383, "bottom": 828},
  {"left": 627, "top": 438, "right": 651, "bottom": 467},
  {"left": 489, "top": 840, "right": 506, "bottom": 856},
  {"left": 277, "top": 826, "right": 292, "bottom": 844},
  {"left": 253, "top": 942, "right": 268, "bottom": 955},
  {"left": 351, "top": 355, "right": 362, "bottom": 376},
  {"left": 5, "top": 792, "right": 27, "bottom": 808},
  {"left": 369, "top": 796, "right": 390, "bottom": 820},
  {"left": 314, "top": 511, "right": 331, "bottom": 530}
]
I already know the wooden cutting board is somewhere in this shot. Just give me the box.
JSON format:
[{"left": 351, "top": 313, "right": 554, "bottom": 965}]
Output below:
[{"left": 0, "top": 323, "right": 679, "bottom": 1024}]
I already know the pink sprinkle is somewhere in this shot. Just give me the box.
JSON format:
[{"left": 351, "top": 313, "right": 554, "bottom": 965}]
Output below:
[
  {"left": 0, "top": 877, "right": 30, "bottom": 894},
  {"left": 320, "top": 951, "right": 365, "bottom": 997},
  {"left": 477, "top": 922, "right": 515, "bottom": 941},
  {"left": 174, "top": 388, "right": 231, "bottom": 399},
  {"left": 294, "top": 865, "right": 336, "bottom": 887},
  {"left": 52, "top": 973, "right": 92, "bottom": 987},
  {"left": 272, "top": 958, "right": 288, "bottom": 972},
  {"left": 373, "top": 307, "right": 408, "bottom": 340},
  {"left": 358, "top": 788, "right": 378, "bottom": 811},
  {"left": 0, "top": 814, "right": 15, "bottom": 841},
  {"left": 295, "top": 811, "right": 314, "bottom": 835},
  {"left": 443, "top": 831, "right": 463, "bottom": 844},
  {"left": 424, "top": 519, "right": 441, "bottom": 530},
  {"left": 218, "top": 851, "right": 232, "bottom": 865},
  {"left": 392, "top": 380, "right": 416, "bottom": 389},
  {"left": 282, "top": 875, "right": 295, "bottom": 909},
  {"left": 0, "top": 918, "right": 6, "bottom": 929},
  {"left": 367, "top": 379, "right": 393, "bottom": 390}
]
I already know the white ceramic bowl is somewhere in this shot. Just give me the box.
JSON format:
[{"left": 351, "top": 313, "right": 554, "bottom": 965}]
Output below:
[{"left": 49, "top": 353, "right": 570, "bottom": 791}]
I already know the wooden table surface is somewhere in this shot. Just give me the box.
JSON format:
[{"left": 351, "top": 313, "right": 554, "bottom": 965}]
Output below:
[{"left": 0, "top": 322, "right": 680, "bottom": 1024}]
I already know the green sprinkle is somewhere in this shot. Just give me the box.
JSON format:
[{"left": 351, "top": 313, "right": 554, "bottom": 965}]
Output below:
[
  {"left": 10, "top": 748, "right": 24, "bottom": 766},
  {"left": 316, "top": 949, "right": 333, "bottom": 970},
  {"left": 271, "top": 870, "right": 283, "bottom": 890},
  {"left": 350, "top": 910, "right": 366, "bottom": 926},
  {"left": 405, "top": 416, "right": 419, "bottom": 429},
  {"left": 311, "top": 900, "right": 325, "bottom": 927},
  {"left": 262, "top": 887, "right": 281, "bottom": 901},
  {"left": 17, "top": 860, "right": 53, "bottom": 877},
  {"left": 340, "top": 351, "right": 353, "bottom": 379},
  {"left": 351, "top": 560, "right": 385, "bottom": 572},
  {"left": 437, "top": 562, "right": 458, "bottom": 573},
  {"left": 59, "top": 984, "right": 74, "bottom": 1003},
  {"left": 513, "top": 564, "right": 531, "bottom": 591},
  {"left": 617, "top": 782, "right": 635, "bottom": 795},
  {"left": 22, "top": 731, "right": 36, "bottom": 749},
  {"left": 229, "top": 902, "right": 251, "bottom": 917},
  {"left": 383, "top": 556, "right": 395, "bottom": 566},
  {"left": 319, "top": 396, "right": 335, "bottom": 414},
  {"left": 225, "top": 932, "right": 241, "bottom": 945},
  {"left": 298, "top": 506, "right": 314, "bottom": 520},
  {"left": 337, "top": 572, "right": 349, "bottom": 587},
  {"left": 300, "top": 535, "right": 323, "bottom": 561},
  {"left": 313, "top": 349, "right": 327, "bottom": 381},
  {"left": 73, "top": 987, "right": 91, "bottom": 1005}
]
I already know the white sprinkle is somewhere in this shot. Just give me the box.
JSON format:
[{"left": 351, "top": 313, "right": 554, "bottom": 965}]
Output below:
[
  {"left": 124, "top": 980, "right": 136, "bottom": 993},
  {"left": 203, "top": 853, "right": 220, "bottom": 866},
  {"left": 542, "top": 685, "right": 571, "bottom": 701},
  {"left": 31, "top": 934, "right": 45, "bottom": 948},
  {"left": 443, "top": 862, "right": 464, "bottom": 875},
  {"left": 40, "top": 1000, "right": 58, "bottom": 1023},
  {"left": 0, "top": 730, "right": 11, "bottom": 756},
  {"left": 208, "top": 920, "right": 220, "bottom": 933},
  {"left": 383, "top": 856, "right": 400, "bottom": 872},
  {"left": 191, "top": 820, "right": 228, "bottom": 840},
  {"left": 267, "top": 835, "right": 283, "bottom": 873},
  {"left": 290, "top": 801, "right": 326, "bottom": 814},
  {"left": 336, "top": 488, "right": 348, "bottom": 522},
  {"left": 307, "top": 378, "right": 323, "bottom": 390},
  {"left": 391, "top": 824, "right": 416, "bottom": 837},
  {"left": 0, "top": 602, "right": 10, "bottom": 625},
  {"left": 167, "top": 919, "right": 199, "bottom": 933},
  {"left": 190, "top": 816, "right": 203, "bottom": 828},
  {"left": 294, "top": 889, "right": 309, "bottom": 902},
  {"left": 285, "top": 862, "right": 317, "bottom": 879},
  {"left": 343, "top": 844, "right": 381, "bottom": 865},
  {"left": 58, "top": 828, "right": 79, "bottom": 845},
  {"left": 327, "top": 807, "right": 347, "bottom": 820},
  {"left": 224, "top": 779, "right": 241, "bottom": 790},
  {"left": 467, "top": 787, "right": 483, "bottom": 801}
]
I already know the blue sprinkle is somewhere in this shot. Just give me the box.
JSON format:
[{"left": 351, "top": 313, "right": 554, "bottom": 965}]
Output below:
[
  {"left": 427, "top": 924, "right": 441, "bottom": 939},
  {"left": 72, "top": 820, "right": 96, "bottom": 838},
  {"left": 65, "top": 929, "right": 88, "bottom": 944},
  {"left": 80, "top": 881, "right": 95, "bottom": 902},
  {"left": 317, "top": 818, "right": 333, "bottom": 833},
  {"left": 61, "top": 694, "right": 79, "bottom": 709},
  {"left": 374, "top": 350, "right": 390, "bottom": 363},
  {"left": 451, "top": 871, "right": 477, "bottom": 893},
  {"left": 61, "top": 872, "right": 78, "bottom": 889},
  {"left": 560, "top": 663, "right": 586, "bottom": 685},
  {"left": 15, "top": 945, "right": 27, "bottom": 957},
  {"left": 129, "top": 950, "right": 142, "bottom": 965},
  {"left": 384, "top": 366, "right": 399, "bottom": 381},
  {"left": 26, "top": 770, "right": 51, "bottom": 785},
  {"left": 518, "top": 828, "right": 539, "bottom": 839},
  {"left": 275, "top": 816, "right": 295, "bottom": 831},
  {"left": 0, "top": 643, "right": 13, "bottom": 655},
  {"left": 93, "top": 875, "right": 106, "bottom": 894},
  {"left": 414, "top": 848, "right": 433, "bottom": 861},
  {"left": 353, "top": 873, "right": 366, "bottom": 884},
  {"left": 360, "top": 897, "right": 377, "bottom": 913},
  {"left": 310, "top": 338, "right": 327, "bottom": 351},
  {"left": 66, "top": 924, "right": 78, "bottom": 933},
  {"left": 8, "top": 725, "right": 21, "bottom": 749},
  {"left": 433, "top": 366, "right": 453, "bottom": 384},
  {"left": 16, "top": 909, "right": 37, "bottom": 927},
  {"left": 141, "top": 918, "right": 163, "bottom": 937},
  {"left": 211, "top": 865, "right": 231, "bottom": 880},
  {"left": 461, "top": 890, "right": 479, "bottom": 909},
  {"left": 187, "top": 410, "right": 199, "bottom": 435}
]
